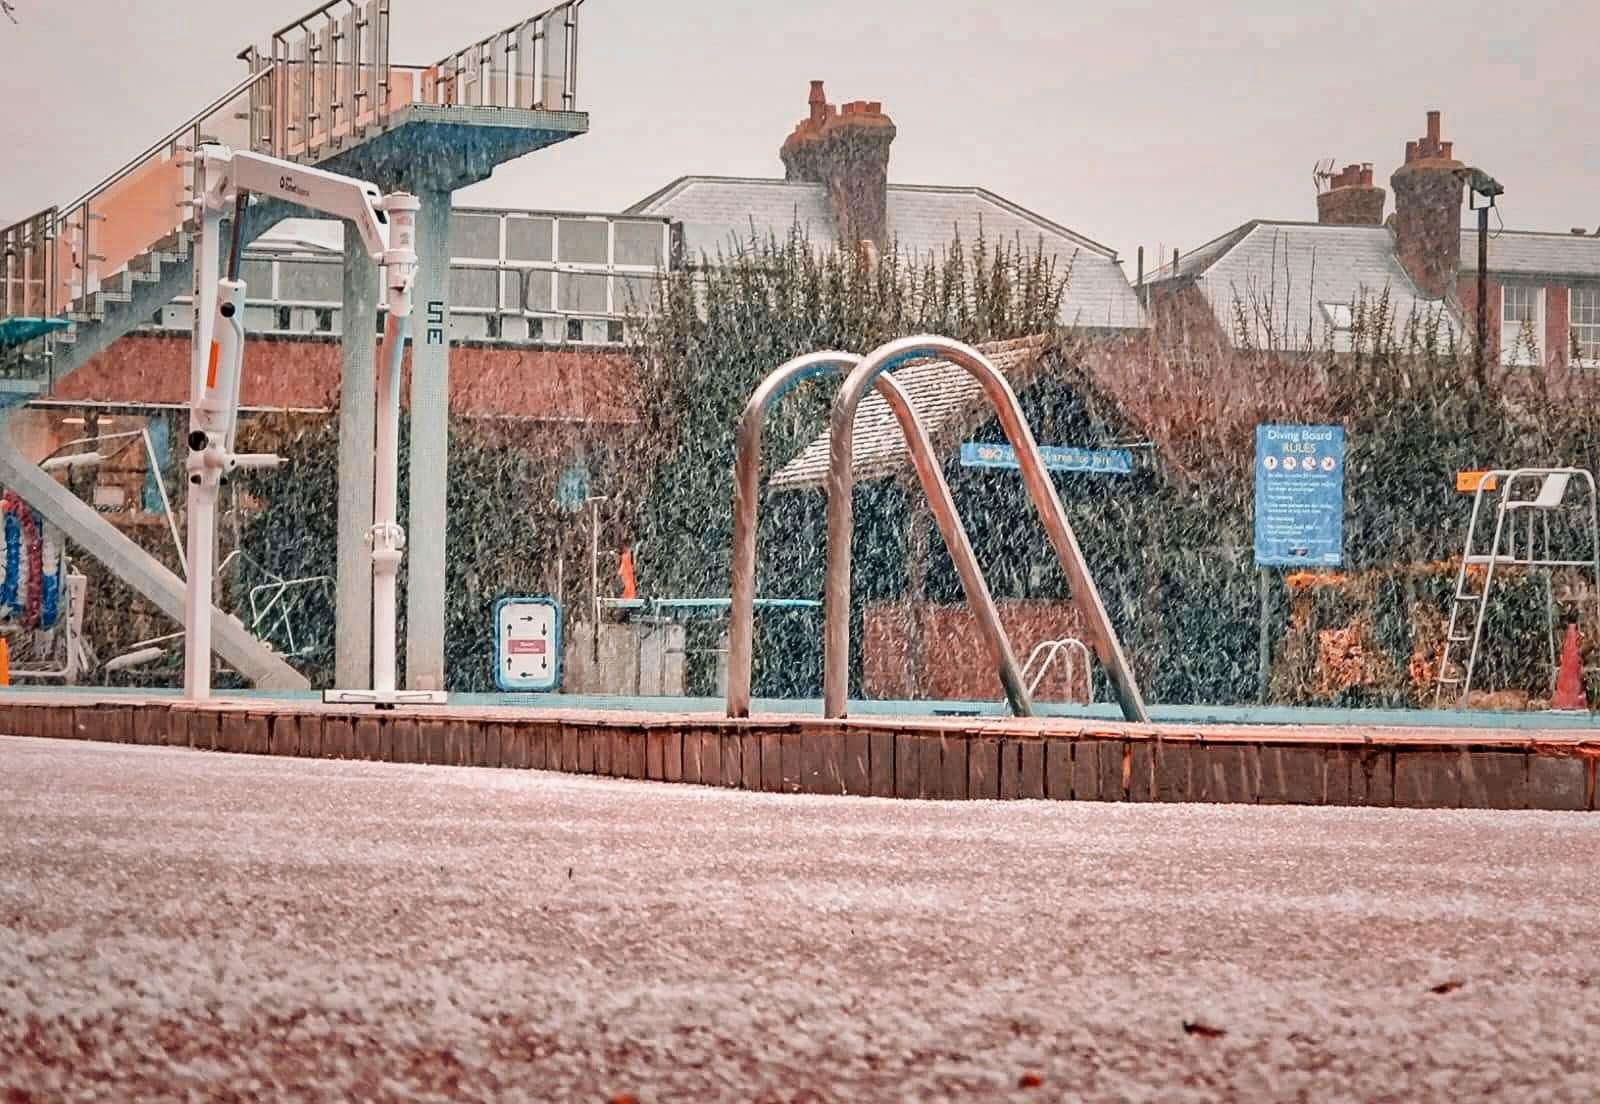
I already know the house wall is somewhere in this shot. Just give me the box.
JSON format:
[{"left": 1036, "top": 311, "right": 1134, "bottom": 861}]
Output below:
[{"left": 1458, "top": 276, "right": 1599, "bottom": 372}]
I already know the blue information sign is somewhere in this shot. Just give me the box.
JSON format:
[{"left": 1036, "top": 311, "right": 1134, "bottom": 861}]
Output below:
[
  {"left": 961, "top": 442, "right": 1133, "bottom": 474},
  {"left": 1254, "top": 425, "right": 1344, "bottom": 567}
]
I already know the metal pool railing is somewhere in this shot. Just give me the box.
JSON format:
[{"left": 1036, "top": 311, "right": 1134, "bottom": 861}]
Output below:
[{"left": 426, "top": 1, "right": 585, "bottom": 112}]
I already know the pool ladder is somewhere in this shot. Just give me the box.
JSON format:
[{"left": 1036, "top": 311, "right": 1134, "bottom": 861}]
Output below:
[{"left": 725, "top": 335, "right": 1148, "bottom": 723}]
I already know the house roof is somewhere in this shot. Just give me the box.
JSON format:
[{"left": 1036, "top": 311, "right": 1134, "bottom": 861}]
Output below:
[
  {"left": 1144, "top": 220, "right": 1450, "bottom": 350},
  {"left": 627, "top": 177, "right": 1147, "bottom": 330},
  {"left": 1459, "top": 228, "right": 1600, "bottom": 280},
  {"left": 767, "top": 335, "right": 1057, "bottom": 491}
]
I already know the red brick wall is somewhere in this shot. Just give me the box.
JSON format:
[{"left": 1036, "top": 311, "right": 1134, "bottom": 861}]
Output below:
[
  {"left": 1546, "top": 285, "right": 1571, "bottom": 370},
  {"left": 864, "top": 599, "right": 1091, "bottom": 703},
  {"left": 55, "top": 333, "right": 640, "bottom": 422}
]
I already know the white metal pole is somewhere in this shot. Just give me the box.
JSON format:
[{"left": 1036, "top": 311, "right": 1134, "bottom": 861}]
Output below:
[
  {"left": 182, "top": 205, "right": 224, "bottom": 701},
  {"left": 370, "top": 311, "right": 406, "bottom": 695}
]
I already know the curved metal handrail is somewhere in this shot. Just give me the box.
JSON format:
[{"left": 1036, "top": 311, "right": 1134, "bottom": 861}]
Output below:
[
  {"left": 1021, "top": 637, "right": 1092, "bottom": 701},
  {"left": 824, "top": 335, "right": 1149, "bottom": 722},
  {"left": 727, "top": 351, "right": 1033, "bottom": 718}
]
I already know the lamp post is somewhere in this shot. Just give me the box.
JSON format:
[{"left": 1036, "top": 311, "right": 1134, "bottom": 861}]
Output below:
[{"left": 1462, "top": 168, "right": 1504, "bottom": 390}]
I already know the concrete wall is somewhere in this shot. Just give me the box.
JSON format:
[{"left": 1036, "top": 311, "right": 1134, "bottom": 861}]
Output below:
[{"left": 562, "top": 620, "right": 686, "bottom": 697}]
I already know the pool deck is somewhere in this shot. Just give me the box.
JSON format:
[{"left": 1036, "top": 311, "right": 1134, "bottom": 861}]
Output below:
[{"left": 0, "top": 688, "right": 1595, "bottom": 811}]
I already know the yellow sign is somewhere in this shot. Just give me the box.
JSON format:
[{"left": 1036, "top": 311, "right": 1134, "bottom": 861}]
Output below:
[{"left": 1457, "top": 471, "right": 1499, "bottom": 493}]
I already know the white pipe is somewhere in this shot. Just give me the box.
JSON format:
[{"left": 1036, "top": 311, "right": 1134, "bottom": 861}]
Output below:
[
  {"left": 105, "top": 646, "right": 167, "bottom": 673},
  {"left": 369, "top": 312, "right": 407, "bottom": 695}
]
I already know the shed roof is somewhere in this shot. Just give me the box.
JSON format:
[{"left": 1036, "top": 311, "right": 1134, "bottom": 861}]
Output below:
[{"left": 767, "top": 335, "right": 1057, "bottom": 491}]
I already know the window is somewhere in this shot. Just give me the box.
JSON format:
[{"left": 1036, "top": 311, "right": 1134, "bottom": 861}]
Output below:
[
  {"left": 506, "top": 217, "right": 553, "bottom": 262},
  {"left": 1573, "top": 287, "right": 1600, "bottom": 367},
  {"left": 450, "top": 267, "right": 500, "bottom": 310},
  {"left": 613, "top": 220, "right": 664, "bottom": 267},
  {"left": 278, "top": 261, "right": 341, "bottom": 304},
  {"left": 450, "top": 213, "right": 501, "bottom": 260},
  {"left": 1320, "top": 302, "right": 1353, "bottom": 332},
  {"left": 1501, "top": 284, "right": 1543, "bottom": 367},
  {"left": 522, "top": 270, "right": 553, "bottom": 312},
  {"left": 557, "top": 218, "right": 608, "bottom": 264},
  {"left": 558, "top": 272, "right": 608, "bottom": 313},
  {"left": 614, "top": 274, "right": 656, "bottom": 313}
]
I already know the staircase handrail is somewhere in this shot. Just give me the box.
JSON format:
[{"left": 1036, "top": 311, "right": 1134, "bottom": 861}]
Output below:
[{"left": 59, "top": 69, "right": 267, "bottom": 218}]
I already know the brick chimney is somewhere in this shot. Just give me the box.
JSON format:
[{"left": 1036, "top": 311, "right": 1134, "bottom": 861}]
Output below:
[
  {"left": 779, "top": 81, "right": 897, "bottom": 247},
  {"left": 1389, "top": 110, "right": 1465, "bottom": 299},
  {"left": 1317, "top": 163, "right": 1385, "bottom": 226}
]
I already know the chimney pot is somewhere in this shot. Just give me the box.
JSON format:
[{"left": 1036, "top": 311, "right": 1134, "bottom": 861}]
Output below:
[
  {"left": 1391, "top": 110, "right": 1464, "bottom": 298},
  {"left": 779, "top": 82, "right": 897, "bottom": 248}
]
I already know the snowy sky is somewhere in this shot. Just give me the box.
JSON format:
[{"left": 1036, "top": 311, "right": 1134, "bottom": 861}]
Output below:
[{"left": 1, "top": 0, "right": 1594, "bottom": 268}]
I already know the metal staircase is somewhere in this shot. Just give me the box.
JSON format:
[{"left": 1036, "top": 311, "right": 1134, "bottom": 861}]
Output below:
[{"left": 0, "top": 0, "right": 589, "bottom": 688}]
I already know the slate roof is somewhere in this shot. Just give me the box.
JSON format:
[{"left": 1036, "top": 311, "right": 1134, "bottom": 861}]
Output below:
[
  {"left": 627, "top": 177, "right": 1146, "bottom": 331},
  {"left": 1459, "top": 228, "right": 1600, "bottom": 280},
  {"left": 1144, "top": 220, "right": 1452, "bottom": 350},
  {"left": 766, "top": 335, "right": 1056, "bottom": 491}
]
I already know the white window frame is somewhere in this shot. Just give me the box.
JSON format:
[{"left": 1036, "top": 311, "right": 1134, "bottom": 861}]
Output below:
[
  {"left": 1320, "top": 301, "right": 1354, "bottom": 333},
  {"left": 1500, "top": 284, "right": 1544, "bottom": 368},
  {"left": 1572, "top": 285, "right": 1600, "bottom": 369}
]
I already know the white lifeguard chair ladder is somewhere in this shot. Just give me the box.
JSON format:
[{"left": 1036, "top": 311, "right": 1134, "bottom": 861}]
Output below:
[{"left": 1434, "top": 467, "right": 1600, "bottom": 707}]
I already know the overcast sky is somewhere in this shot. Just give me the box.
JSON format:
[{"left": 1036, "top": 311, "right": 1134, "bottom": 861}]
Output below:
[{"left": 2, "top": 0, "right": 1595, "bottom": 269}]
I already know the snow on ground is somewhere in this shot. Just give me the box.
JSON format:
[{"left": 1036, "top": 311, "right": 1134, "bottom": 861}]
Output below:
[{"left": 2, "top": 736, "right": 1598, "bottom": 1102}]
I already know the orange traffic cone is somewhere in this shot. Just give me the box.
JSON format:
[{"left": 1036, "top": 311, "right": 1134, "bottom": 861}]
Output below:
[{"left": 1551, "top": 619, "right": 1587, "bottom": 711}]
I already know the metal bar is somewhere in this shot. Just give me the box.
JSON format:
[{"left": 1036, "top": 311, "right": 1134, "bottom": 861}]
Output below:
[
  {"left": 726, "top": 350, "right": 1032, "bottom": 719},
  {"left": 822, "top": 335, "right": 1149, "bottom": 722}
]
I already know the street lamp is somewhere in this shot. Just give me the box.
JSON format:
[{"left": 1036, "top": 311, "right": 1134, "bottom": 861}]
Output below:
[{"left": 1460, "top": 167, "right": 1504, "bottom": 386}]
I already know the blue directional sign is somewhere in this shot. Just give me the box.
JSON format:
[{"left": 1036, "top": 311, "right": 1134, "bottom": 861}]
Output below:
[
  {"left": 1254, "top": 425, "right": 1344, "bottom": 567},
  {"left": 493, "top": 597, "right": 562, "bottom": 692},
  {"left": 960, "top": 442, "right": 1133, "bottom": 475}
]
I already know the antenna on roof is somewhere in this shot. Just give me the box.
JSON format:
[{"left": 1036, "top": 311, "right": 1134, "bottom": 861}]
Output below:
[{"left": 1311, "top": 159, "right": 1336, "bottom": 194}]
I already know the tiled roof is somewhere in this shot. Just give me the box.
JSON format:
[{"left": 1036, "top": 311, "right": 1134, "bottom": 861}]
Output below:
[
  {"left": 1459, "top": 228, "right": 1600, "bottom": 279},
  {"left": 766, "top": 335, "right": 1055, "bottom": 491},
  {"left": 1146, "top": 220, "right": 1451, "bottom": 350},
  {"left": 627, "top": 177, "right": 1146, "bottom": 330}
]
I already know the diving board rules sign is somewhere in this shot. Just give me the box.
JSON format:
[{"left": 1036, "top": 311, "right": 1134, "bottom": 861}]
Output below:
[
  {"left": 1254, "top": 425, "right": 1344, "bottom": 568},
  {"left": 493, "top": 597, "right": 562, "bottom": 692}
]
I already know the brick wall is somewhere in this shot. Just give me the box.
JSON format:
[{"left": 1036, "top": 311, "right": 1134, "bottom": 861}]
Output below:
[
  {"left": 55, "top": 333, "right": 640, "bottom": 422},
  {"left": 864, "top": 599, "right": 1091, "bottom": 703}
]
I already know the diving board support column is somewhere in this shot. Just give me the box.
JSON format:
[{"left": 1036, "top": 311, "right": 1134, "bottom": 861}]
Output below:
[
  {"left": 404, "top": 188, "right": 451, "bottom": 691},
  {"left": 335, "top": 221, "right": 377, "bottom": 690}
]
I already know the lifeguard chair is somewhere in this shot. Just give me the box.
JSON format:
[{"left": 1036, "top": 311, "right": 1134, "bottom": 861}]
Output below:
[{"left": 1434, "top": 468, "right": 1600, "bottom": 707}]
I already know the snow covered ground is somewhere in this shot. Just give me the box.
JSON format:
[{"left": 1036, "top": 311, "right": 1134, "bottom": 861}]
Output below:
[{"left": 2, "top": 736, "right": 1598, "bottom": 1101}]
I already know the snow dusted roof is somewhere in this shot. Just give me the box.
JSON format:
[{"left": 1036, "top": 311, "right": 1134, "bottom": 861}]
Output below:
[
  {"left": 767, "top": 335, "right": 1054, "bottom": 491},
  {"left": 1145, "top": 220, "right": 1453, "bottom": 351},
  {"left": 1460, "top": 228, "right": 1600, "bottom": 280},
  {"left": 627, "top": 177, "right": 1147, "bottom": 331}
]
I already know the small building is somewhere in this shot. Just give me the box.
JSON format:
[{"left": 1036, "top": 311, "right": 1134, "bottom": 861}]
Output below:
[
  {"left": 1142, "top": 111, "right": 1600, "bottom": 368},
  {"left": 627, "top": 83, "right": 1146, "bottom": 334}
]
